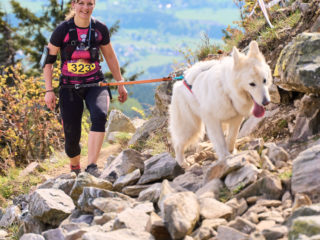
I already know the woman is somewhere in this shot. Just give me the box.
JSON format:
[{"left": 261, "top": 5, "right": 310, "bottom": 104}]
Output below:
[{"left": 43, "top": 0, "right": 127, "bottom": 177}]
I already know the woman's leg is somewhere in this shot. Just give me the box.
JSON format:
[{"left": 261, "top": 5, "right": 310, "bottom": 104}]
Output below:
[
  {"left": 87, "top": 131, "right": 105, "bottom": 165},
  {"left": 85, "top": 86, "right": 110, "bottom": 173},
  {"left": 59, "top": 88, "right": 84, "bottom": 172}
]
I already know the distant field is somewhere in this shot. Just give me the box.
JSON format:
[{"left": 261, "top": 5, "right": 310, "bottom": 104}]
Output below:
[{"left": 174, "top": 8, "right": 240, "bottom": 26}]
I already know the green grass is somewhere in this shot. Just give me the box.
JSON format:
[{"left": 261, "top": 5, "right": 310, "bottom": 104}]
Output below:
[
  {"left": 279, "top": 170, "right": 292, "bottom": 180},
  {"left": 0, "top": 152, "right": 69, "bottom": 208},
  {"left": 259, "top": 10, "right": 301, "bottom": 46}
]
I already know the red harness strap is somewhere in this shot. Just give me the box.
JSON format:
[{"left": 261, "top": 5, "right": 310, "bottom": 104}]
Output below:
[{"left": 183, "top": 79, "right": 193, "bottom": 93}]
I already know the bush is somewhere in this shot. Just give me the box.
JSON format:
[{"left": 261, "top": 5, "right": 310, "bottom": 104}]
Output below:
[{"left": 0, "top": 63, "right": 63, "bottom": 175}]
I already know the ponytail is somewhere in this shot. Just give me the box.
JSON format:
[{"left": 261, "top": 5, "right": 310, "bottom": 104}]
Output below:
[{"left": 65, "top": 0, "right": 76, "bottom": 20}]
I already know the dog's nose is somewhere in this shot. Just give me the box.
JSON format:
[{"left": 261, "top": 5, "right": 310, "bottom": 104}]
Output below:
[{"left": 262, "top": 96, "right": 270, "bottom": 106}]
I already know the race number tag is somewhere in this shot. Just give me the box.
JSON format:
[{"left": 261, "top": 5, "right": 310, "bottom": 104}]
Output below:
[{"left": 67, "top": 62, "right": 96, "bottom": 74}]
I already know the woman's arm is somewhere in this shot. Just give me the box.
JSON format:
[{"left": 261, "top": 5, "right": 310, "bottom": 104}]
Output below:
[
  {"left": 43, "top": 43, "right": 60, "bottom": 110},
  {"left": 100, "top": 43, "right": 127, "bottom": 103}
]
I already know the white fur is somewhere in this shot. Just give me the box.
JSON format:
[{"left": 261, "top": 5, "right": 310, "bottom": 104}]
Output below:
[{"left": 169, "top": 41, "right": 272, "bottom": 168}]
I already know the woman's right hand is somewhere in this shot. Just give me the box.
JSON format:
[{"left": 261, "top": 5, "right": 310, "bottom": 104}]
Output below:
[{"left": 44, "top": 91, "right": 56, "bottom": 111}]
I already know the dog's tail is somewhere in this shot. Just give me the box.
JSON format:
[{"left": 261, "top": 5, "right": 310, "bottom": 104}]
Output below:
[{"left": 184, "top": 60, "right": 217, "bottom": 85}]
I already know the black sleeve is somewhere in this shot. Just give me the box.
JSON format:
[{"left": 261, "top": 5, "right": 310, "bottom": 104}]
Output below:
[
  {"left": 95, "top": 20, "right": 110, "bottom": 45},
  {"left": 49, "top": 21, "right": 68, "bottom": 48}
]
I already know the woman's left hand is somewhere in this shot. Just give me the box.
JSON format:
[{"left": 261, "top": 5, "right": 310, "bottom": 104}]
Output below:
[{"left": 118, "top": 85, "right": 128, "bottom": 103}]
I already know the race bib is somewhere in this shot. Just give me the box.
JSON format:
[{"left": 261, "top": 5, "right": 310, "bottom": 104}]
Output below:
[{"left": 67, "top": 61, "right": 96, "bottom": 74}]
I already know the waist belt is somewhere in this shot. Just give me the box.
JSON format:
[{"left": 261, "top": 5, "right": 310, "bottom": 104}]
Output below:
[{"left": 60, "top": 71, "right": 103, "bottom": 84}]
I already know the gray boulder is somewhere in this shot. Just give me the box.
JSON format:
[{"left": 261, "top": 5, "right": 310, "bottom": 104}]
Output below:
[
  {"left": 274, "top": 32, "right": 320, "bottom": 94},
  {"left": 292, "top": 144, "right": 320, "bottom": 202},
  {"left": 28, "top": 189, "right": 75, "bottom": 226}
]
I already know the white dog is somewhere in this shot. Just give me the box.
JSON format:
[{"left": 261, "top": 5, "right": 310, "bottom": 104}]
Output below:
[{"left": 169, "top": 41, "right": 272, "bottom": 168}]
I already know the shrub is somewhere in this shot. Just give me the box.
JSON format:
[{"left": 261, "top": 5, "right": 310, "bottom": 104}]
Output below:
[{"left": 0, "top": 63, "right": 63, "bottom": 175}]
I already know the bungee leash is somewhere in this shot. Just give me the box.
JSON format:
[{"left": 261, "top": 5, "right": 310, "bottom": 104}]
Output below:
[{"left": 60, "top": 74, "right": 185, "bottom": 90}]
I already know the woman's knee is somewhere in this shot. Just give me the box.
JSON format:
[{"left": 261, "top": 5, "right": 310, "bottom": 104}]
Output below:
[
  {"left": 65, "top": 141, "right": 81, "bottom": 158},
  {"left": 90, "top": 117, "right": 107, "bottom": 132}
]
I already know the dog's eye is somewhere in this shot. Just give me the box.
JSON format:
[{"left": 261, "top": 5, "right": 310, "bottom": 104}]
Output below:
[
  {"left": 263, "top": 78, "right": 267, "bottom": 84},
  {"left": 249, "top": 82, "right": 256, "bottom": 87}
]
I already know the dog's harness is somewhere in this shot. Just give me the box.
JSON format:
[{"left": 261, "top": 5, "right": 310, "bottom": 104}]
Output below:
[{"left": 183, "top": 79, "right": 193, "bottom": 93}]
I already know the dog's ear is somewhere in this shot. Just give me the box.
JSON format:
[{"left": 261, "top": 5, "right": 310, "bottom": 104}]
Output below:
[
  {"left": 248, "top": 41, "right": 261, "bottom": 58},
  {"left": 232, "top": 46, "right": 241, "bottom": 65}
]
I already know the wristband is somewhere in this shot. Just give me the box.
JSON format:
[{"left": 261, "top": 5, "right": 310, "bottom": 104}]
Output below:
[{"left": 46, "top": 89, "right": 54, "bottom": 93}]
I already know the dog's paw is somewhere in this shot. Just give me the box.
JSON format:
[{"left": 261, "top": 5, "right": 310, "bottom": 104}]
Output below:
[{"left": 176, "top": 160, "right": 189, "bottom": 169}]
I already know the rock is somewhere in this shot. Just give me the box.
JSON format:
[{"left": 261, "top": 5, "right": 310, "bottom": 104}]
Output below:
[
  {"left": 227, "top": 216, "right": 257, "bottom": 234},
  {"left": 204, "top": 153, "right": 247, "bottom": 182},
  {"left": 128, "top": 116, "right": 167, "bottom": 146},
  {"left": 153, "top": 81, "right": 174, "bottom": 117},
  {"left": 195, "top": 178, "right": 223, "bottom": 199},
  {"left": 0, "top": 205, "right": 21, "bottom": 228},
  {"left": 163, "top": 191, "right": 200, "bottom": 240},
  {"left": 292, "top": 193, "right": 312, "bottom": 211},
  {"left": 263, "top": 142, "right": 290, "bottom": 166},
  {"left": 291, "top": 95, "right": 320, "bottom": 141},
  {"left": 122, "top": 184, "right": 151, "bottom": 197},
  {"left": 19, "top": 162, "right": 44, "bottom": 178},
  {"left": 257, "top": 210, "right": 284, "bottom": 224},
  {"left": 216, "top": 225, "right": 249, "bottom": 240},
  {"left": 92, "top": 212, "right": 117, "bottom": 225},
  {"left": 269, "top": 84, "right": 281, "bottom": 104},
  {"left": 236, "top": 173, "right": 283, "bottom": 200},
  {"left": 226, "top": 198, "right": 248, "bottom": 218},
  {"left": 311, "top": 15, "right": 320, "bottom": 32},
  {"left": 113, "top": 208, "right": 150, "bottom": 232},
  {"left": 65, "top": 225, "right": 103, "bottom": 240},
  {"left": 51, "top": 178, "right": 75, "bottom": 196},
  {"left": 289, "top": 216, "right": 320, "bottom": 239},
  {"left": 22, "top": 213, "right": 46, "bottom": 234},
  {"left": 199, "top": 198, "right": 233, "bottom": 220},
  {"left": 292, "top": 144, "right": 320, "bottom": 202},
  {"left": 274, "top": 32, "right": 320, "bottom": 94},
  {"left": 287, "top": 203, "right": 320, "bottom": 228},
  {"left": 113, "top": 169, "right": 141, "bottom": 191},
  {"left": 100, "top": 149, "right": 145, "bottom": 182},
  {"left": 28, "top": 189, "right": 75, "bottom": 226},
  {"left": 138, "top": 153, "right": 184, "bottom": 185},
  {"left": 133, "top": 202, "right": 154, "bottom": 214},
  {"left": 138, "top": 183, "right": 162, "bottom": 203},
  {"left": 146, "top": 212, "right": 171, "bottom": 240},
  {"left": 69, "top": 172, "right": 113, "bottom": 201},
  {"left": 191, "top": 218, "right": 226, "bottom": 240},
  {"left": 261, "top": 155, "right": 276, "bottom": 171},
  {"left": 20, "top": 233, "right": 45, "bottom": 240},
  {"left": 256, "top": 220, "right": 276, "bottom": 232},
  {"left": 225, "top": 164, "right": 260, "bottom": 191},
  {"left": 0, "top": 230, "right": 8, "bottom": 239},
  {"left": 249, "top": 231, "right": 266, "bottom": 240},
  {"left": 77, "top": 187, "right": 134, "bottom": 213},
  {"left": 172, "top": 164, "right": 203, "bottom": 192},
  {"left": 106, "top": 109, "right": 136, "bottom": 135},
  {"left": 262, "top": 225, "right": 288, "bottom": 240},
  {"left": 42, "top": 228, "right": 65, "bottom": 240},
  {"left": 82, "top": 229, "right": 155, "bottom": 240},
  {"left": 92, "top": 197, "right": 132, "bottom": 213}
]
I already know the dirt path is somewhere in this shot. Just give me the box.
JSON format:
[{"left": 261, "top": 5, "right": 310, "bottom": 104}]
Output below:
[{"left": 48, "top": 144, "right": 122, "bottom": 178}]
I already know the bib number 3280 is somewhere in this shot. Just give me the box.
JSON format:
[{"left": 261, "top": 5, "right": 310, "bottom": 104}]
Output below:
[{"left": 67, "top": 62, "right": 96, "bottom": 74}]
